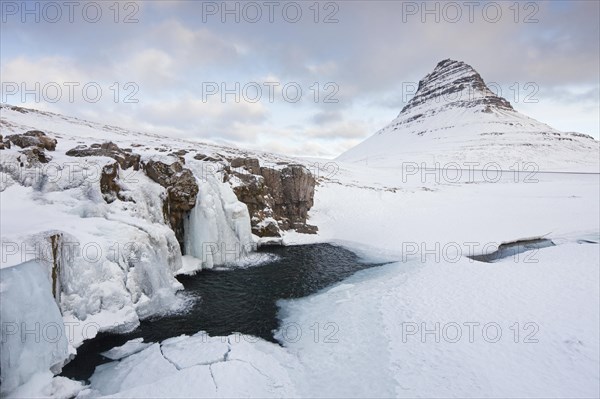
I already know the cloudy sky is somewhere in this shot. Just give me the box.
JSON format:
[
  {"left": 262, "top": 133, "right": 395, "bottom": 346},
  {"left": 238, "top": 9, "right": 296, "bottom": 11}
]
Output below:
[{"left": 1, "top": 0, "right": 598, "bottom": 158}]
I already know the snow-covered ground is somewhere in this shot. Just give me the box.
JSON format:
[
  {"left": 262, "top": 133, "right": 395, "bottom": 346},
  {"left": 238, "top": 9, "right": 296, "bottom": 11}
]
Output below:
[
  {"left": 1, "top": 104, "right": 599, "bottom": 398},
  {"left": 286, "top": 161, "right": 600, "bottom": 398},
  {"left": 279, "top": 241, "right": 599, "bottom": 398},
  {"left": 73, "top": 164, "right": 599, "bottom": 399}
]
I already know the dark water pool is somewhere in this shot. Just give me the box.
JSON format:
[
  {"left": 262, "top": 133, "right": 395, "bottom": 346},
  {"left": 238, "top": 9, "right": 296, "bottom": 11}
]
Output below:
[
  {"left": 468, "top": 238, "right": 555, "bottom": 262},
  {"left": 61, "top": 243, "right": 387, "bottom": 382}
]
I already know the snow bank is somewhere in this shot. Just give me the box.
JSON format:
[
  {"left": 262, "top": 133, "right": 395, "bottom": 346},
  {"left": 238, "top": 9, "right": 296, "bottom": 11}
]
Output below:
[
  {"left": 276, "top": 242, "right": 600, "bottom": 397},
  {"left": 309, "top": 162, "right": 600, "bottom": 254}
]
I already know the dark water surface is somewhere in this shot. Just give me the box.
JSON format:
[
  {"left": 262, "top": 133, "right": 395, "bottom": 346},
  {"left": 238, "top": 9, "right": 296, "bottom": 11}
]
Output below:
[
  {"left": 468, "top": 238, "right": 555, "bottom": 262},
  {"left": 61, "top": 243, "right": 387, "bottom": 382}
]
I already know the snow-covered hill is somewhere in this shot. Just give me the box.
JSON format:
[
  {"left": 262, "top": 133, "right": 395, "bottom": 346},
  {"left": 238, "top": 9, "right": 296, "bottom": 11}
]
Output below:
[
  {"left": 0, "top": 103, "right": 318, "bottom": 383},
  {"left": 0, "top": 104, "right": 298, "bottom": 165},
  {"left": 337, "top": 59, "right": 599, "bottom": 172}
]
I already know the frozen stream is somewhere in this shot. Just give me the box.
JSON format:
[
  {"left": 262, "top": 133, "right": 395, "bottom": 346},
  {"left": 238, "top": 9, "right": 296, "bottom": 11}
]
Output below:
[{"left": 61, "top": 243, "right": 388, "bottom": 382}]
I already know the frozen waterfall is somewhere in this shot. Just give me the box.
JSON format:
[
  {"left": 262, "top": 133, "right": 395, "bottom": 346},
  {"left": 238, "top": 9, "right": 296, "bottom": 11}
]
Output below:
[
  {"left": 183, "top": 166, "right": 253, "bottom": 271},
  {"left": 0, "top": 261, "right": 70, "bottom": 395}
]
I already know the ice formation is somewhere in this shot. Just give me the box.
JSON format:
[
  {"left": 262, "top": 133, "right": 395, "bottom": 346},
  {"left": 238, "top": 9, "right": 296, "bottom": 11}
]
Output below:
[
  {"left": 0, "top": 261, "right": 69, "bottom": 394},
  {"left": 183, "top": 163, "right": 253, "bottom": 271}
]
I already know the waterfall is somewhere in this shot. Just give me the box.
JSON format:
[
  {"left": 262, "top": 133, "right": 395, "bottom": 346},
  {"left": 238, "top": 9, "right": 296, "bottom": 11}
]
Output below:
[{"left": 183, "top": 167, "right": 253, "bottom": 270}]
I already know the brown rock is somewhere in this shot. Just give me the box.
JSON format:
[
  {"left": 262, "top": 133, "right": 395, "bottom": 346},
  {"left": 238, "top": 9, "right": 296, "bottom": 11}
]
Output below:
[
  {"left": 279, "top": 165, "right": 316, "bottom": 224},
  {"left": 231, "top": 172, "right": 278, "bottom": 237},
  {"left": 293, "top": 224, "right": 319, "bottom": 234},
  {"left": 170, "top": 149, "right": 188, "bottom": 164},
  {"left": 231, "top": 157, "right": 261, "bottom": 174},
  {"left": 19, "top": 147, "right": 51, "bottom": 164},
  {"left": 258, "top": 165, "right": 316, "bottom": 225},
  {"left": 66, "top": 142, "right": 141, "bottom": 170},
  {"left": 7, "top": 130, "right": 57, "bottom": 151},
  {"left": 100, "top": 161, "right": 121, "bottom": 204},
  {"left": 144, "top": 159, "right": 199, "bottom": 249},
  {"left": 194, "top": 153, "right": 222, "bottom": 162},
  {"left": 228, "top": 158, "right": 317, "bottom": 236},
  {"left": 3, "top": 105, "right": 29, "bottom": 114},
  {"left": 254, "top": 220, "right": 281, "bottom": 237}
]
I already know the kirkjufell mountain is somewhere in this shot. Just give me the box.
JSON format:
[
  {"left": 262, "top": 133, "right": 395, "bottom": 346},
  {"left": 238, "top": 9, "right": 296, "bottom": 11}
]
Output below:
[{"left": 338, "top": 59, "right": 599, "bottom": 172}]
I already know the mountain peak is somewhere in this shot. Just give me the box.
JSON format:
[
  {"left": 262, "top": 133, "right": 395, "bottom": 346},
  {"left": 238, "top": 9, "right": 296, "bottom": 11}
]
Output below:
[
  {"left": 337, "top": 59, "right": 599, "bottom": 172},
  {"left": 400, "top": 59, "right": 513, "bottom": 114}
]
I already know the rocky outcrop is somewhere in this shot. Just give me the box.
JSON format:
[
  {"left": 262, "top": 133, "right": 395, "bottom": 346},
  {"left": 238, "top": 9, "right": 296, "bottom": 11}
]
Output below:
[
  {"left": 0, "top": 135, "right": 10, "bottom": 150},
  {"left": 66, "top": 142, "right": 196, "bottom": 248},
  {"left": 278, "top": 165, "right": 316, "bottom": 228},
  {"left": 19, "top": 147, "right": 52, "bottom": 165},
  {"left": 231, "top": 157, "right": 261, "bottom": 174},
  {"left": 194, "top": 153, "right": 223, "bottom": 162},
  {"left": 6, "top": 130, "right": 57, "bottom": 151},
  {"left": 230, "top": 172, "right": 275, "bottom": 236},
  {"left": 227, "top": 158, "right": 317, "bottom": 237},
  {"left": 1, "top": 104, "right": 29, "bottom": 114},
  {"left": 144, "top": 159, "right": 199, "bottom": 249},
  {"left": 49, "top": 233, "right": 63, "bottom": 305},
  {"left": 400, "top": 59, "right": 514, "bottom": 115},
  {"left": 170, "top": 149, "right": 188, "bottom": 164},
  {"left": 3, "top": 131, "right": 56, "bottom": 164},
  {"left": 99, "top": 161, "right": 133, "bottom": 204},
  {"left": 66, "top": 142, "right": 141, "bottom": 170},
  {"left": 66, "top": 142, "right": 140, "bottom": 204}
]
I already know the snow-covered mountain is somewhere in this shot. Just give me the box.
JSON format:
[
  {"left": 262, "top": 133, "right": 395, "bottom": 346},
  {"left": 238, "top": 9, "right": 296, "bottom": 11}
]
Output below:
[{"left": 338, "top": 59, "right": 599, "bottom": 172}]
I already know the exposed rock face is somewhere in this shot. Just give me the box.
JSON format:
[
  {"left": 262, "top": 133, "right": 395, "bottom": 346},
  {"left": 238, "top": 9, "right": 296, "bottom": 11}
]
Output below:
[
  {"left": 144, "top": 159, "right": 199, "bottom": 249},
  {"left": 6, "top": 130, "right": 57, "bottom": 151},
  {"left": 2, "top": 104, "right": 29, "bottom": 114},
  {"left": 0, "top": 135, "right": 9, "bottom": 150},
  {"left": 19, "top": 147, "right": 51, "bottom": 164},
  {"left": 100, "top": 161, "right": 125, "bottom": 204},
  {"left": 230, "top": 172, "right": 274, "bottom": 236},
  {"left": 279, "top": 165, "right": 316, "bottom": 226},
  {"left": 400, "top": 59, "right": 514, "bottom": 115},
  {"left": 65, "top": 141, "right": 197, "bottom": 245},
  {"left": 49, "top": 233, "right": 63, "bottom": 305},
  {"left": 231, "top": 157, "right": 261, "bottom": 174},
  {"left": 4, "top": 131, "right": 55, "bottom": 164},
  {"left": 66, "top": 142, "right": 141, "bottom": 170},
  {"left": 170, "top": 149, "right": 188, "bottom": 164},
  {"left": 227, "top": 158, "right": 317, "bottom": 237},
  {"left": 194, "top": 153, "right": 219, "bottom": 162}
]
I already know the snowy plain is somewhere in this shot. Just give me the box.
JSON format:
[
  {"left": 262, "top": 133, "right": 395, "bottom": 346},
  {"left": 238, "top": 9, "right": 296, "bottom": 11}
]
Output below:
[
  {"left": 76, "top": 163, "right": 600, "bottom": 399},
  {"left": 0, "top": 104, "right": 599, "bottom": 398}
]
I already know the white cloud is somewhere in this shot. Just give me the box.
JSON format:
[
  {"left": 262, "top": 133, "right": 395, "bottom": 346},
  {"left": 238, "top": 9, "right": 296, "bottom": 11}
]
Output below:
[{"left": 1, "top": 0, "right": 598, "bottom": 154}]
